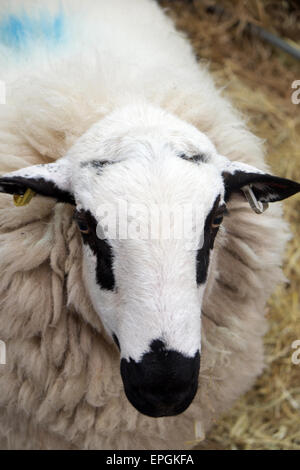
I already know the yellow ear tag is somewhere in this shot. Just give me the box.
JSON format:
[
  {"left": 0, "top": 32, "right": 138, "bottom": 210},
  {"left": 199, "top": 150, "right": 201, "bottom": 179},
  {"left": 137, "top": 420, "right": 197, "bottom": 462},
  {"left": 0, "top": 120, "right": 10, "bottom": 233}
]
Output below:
[{"left": 13, "top": 188, "right": 36, "bottom": 207}]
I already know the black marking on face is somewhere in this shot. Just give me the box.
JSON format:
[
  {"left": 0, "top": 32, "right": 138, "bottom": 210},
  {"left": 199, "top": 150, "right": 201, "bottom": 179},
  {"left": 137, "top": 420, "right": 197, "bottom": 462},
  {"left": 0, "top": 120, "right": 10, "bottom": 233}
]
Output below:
[
  {"left": 0, "top": 176, "right": 75, "bottom": 204},
  {"left": 74, "top": 209, "right": 115, "bottom": 290},
  {"left": 113, "top": 333, "right": 120, "bottom": 351},
  {"left": 179, "top": 153, "right": 208, "bottom": 164},
  {"left": 196, "top": 195, "right": 225, "bottom": 285},
  {"left": 120, "top": 339, "right": 200, "bottom": 417}
]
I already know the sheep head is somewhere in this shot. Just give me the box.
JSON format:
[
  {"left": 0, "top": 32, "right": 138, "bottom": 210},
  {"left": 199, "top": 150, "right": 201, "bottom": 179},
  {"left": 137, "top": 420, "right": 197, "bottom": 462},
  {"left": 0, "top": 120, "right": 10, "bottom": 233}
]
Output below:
[{"left": 1, "top": 104, "right": 299, "bottom": 417}]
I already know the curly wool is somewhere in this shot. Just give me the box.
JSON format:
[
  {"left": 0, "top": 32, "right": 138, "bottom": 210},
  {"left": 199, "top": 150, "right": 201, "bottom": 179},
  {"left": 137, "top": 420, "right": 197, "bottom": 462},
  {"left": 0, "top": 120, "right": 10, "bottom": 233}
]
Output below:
[{"left": 0, "top": 0, "right": 290, "bottom": 449}]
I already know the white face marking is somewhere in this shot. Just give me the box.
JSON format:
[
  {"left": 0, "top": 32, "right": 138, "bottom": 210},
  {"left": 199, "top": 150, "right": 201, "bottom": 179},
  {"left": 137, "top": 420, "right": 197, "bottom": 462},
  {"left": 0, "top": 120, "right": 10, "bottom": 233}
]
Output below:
[{"left": 68, "top": 105, "right": 226, "bottom": 362}]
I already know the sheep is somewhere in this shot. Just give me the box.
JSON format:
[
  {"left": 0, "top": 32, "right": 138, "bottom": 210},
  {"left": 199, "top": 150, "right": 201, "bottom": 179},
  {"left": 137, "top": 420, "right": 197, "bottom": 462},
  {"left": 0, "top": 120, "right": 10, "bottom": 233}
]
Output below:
[{"left": 0, "top": 0, "right": 299, "bottom": 450}]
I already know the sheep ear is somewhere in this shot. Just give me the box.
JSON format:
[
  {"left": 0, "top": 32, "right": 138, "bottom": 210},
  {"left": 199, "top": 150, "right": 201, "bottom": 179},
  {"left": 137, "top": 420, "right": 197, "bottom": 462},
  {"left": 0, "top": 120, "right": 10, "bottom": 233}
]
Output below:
[
  {"left": 222, "top": 161, "right": 300, "bottom": 210},
  {"left": 0, "top": 161, "right": 75, "bottom": 205}
]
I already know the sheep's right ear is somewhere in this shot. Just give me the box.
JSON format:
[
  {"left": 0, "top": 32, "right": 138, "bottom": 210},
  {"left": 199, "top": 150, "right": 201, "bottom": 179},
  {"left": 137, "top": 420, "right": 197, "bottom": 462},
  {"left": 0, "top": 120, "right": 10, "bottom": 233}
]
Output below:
[{"left": 0, "top": 160, "right": 75, "bottom": 205}]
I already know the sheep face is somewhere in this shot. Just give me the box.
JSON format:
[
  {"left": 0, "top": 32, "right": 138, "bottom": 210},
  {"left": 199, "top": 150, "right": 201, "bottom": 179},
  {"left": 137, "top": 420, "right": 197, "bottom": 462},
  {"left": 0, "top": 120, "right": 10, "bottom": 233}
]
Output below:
[
  {"left": 67, "top": 105, "right": 225, "bottom": 417},
  {"left": 1, "top": 104, "right": 299, "bottom": 417}
]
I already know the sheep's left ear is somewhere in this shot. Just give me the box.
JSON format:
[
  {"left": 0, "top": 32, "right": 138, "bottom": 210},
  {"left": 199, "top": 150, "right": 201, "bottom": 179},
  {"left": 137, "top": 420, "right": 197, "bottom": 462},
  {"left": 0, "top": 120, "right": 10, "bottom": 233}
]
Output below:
[
  {"left": 0, "top": 160, "right": 75, "bottom": 205},
  {"left": 222, "top": 161, "right": 300, "bottom": 211}
]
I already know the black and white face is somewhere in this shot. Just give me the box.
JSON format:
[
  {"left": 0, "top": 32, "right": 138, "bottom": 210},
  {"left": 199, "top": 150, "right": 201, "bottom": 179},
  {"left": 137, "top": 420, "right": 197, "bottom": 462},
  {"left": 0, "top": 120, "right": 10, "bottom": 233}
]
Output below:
[
  {"left": 1, "top": 104, "right": 299, "bottom": 417},
  {"left": 73, "top": 147, "right": 226, "bottom": 418}
]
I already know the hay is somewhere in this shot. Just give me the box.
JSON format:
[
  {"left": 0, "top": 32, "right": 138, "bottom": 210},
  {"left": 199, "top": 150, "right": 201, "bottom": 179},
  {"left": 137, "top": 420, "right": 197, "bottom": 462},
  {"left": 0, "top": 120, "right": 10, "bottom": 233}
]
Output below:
[{"left": 159, "top": 0, "right": 300, "bottom": 450}]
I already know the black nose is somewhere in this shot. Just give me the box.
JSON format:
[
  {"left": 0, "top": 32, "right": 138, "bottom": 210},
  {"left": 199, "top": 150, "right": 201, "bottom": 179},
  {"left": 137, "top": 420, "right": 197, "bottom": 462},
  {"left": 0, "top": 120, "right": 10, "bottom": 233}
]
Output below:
[{"left": 120, "top": 340, "right": 200, "bottom": 417}]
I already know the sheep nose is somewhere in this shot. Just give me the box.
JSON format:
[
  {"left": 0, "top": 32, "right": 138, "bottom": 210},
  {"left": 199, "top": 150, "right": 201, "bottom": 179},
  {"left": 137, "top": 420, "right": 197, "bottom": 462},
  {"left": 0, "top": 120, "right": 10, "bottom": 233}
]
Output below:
[{"left": 120, "top": 340, "right": 200, "bottom": 417}]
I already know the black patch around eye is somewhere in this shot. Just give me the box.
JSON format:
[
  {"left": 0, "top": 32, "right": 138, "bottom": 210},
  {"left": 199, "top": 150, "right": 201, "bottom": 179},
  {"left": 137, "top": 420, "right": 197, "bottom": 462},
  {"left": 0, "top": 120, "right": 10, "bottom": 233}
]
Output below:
[
  {"left": 196, "top": 196, "right": 221, "bottom": 285},
  {"left": 211, "top": 204, "right": 227, "bottom": 227},
  {"left": 75, "top": 209, "right": 115, "bottom": 291}
]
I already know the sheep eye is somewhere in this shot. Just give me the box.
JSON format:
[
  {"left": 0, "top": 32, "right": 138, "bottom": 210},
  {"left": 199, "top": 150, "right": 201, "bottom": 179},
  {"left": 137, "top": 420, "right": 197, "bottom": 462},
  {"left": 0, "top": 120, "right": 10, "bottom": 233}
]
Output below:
[
  {"left": 77, "top": 220, "right": 90, "bottom": 234},
  {"left": 211, "top": 215, "right": 223, "bottom": 229},
  {"left": 211, "top": 205, "right": 228, "bottom": 229},
  {"left": 73, "top": 213, "right": 90, "bottom": 234}
]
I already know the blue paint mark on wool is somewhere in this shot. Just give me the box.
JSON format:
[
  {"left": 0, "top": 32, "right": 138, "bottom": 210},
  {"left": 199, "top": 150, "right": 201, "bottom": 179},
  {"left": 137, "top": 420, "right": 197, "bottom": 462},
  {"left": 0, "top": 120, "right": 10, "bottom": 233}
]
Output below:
[{"left": 0, "top": 10, "right": 66, "bottom": 52}]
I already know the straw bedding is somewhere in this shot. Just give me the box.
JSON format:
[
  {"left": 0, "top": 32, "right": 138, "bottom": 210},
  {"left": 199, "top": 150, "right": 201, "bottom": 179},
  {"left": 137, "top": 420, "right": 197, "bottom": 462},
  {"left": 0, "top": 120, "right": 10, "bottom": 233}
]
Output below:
[{"left": 159, "top": 0, "right": 300, "bottom": 450}]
